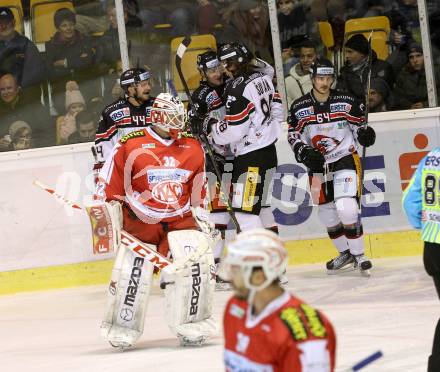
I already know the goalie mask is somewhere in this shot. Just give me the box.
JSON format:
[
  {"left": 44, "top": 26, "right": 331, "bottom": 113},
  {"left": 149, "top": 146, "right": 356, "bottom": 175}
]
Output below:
[
  {"left": 219, "top": 229, "right": 287, "bottom": 291},
  {"left": 150, "top": 93, "right": 187, "bottom": 139}
]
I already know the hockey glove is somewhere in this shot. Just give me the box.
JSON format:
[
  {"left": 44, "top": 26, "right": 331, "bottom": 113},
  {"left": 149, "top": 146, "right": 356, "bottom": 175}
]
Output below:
[
  {"left": 357, "top": 126, "right": 376, "bottom": 147},
  {"left": 188, "top": 113, "right": 213, "bottom": 137},
  {"left": 293, "top": 143, "right": 325, "bottom": 172}
]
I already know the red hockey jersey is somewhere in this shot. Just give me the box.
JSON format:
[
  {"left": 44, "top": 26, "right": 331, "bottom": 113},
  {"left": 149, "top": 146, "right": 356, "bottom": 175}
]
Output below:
[
  {"left": 98, "top": 127, "right": 206, "bottom": 224},
  {"left": 223, "top": 291, "right": 336, "bottom": 372}
]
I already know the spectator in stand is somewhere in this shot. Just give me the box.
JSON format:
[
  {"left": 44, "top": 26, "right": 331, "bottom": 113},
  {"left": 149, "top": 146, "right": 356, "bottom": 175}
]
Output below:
[
  {"left": 0, "top": 7, "right": 45, "bottom": 100},
  {"left": 103, "top": 60, "right": 124, "bottom": 104},
  {"left": 55, "top": 81, "right": 86, "bottom": 145},
  {"left": 223, "top": 0, "right": 273, "bottom": 62},
  {"left": 97, "top": 3, "right": 141, "bottom": 75},
  {"left": 0, "top": 120, "right": 34, "bottom": 152},
  {"left": 0, "top": 73, "right": 51, "bottom": 147},
  {"left": 72, "top": 0, "right": 108, "bottom": 35},
  {"left": 67, "top": 110, "right": 96, "bottom": 144},
  {"left": 46, "top": 8, "right": 99, "bottom": 114},
  {"left": 337, "top": 33, "right": 394, "bottom": 102},
  {"left": 277, "top": 0, "right": 318, "bottom": 68},
  {"left": 284, "top": 40, "right": 317, "bottom": 107},
  {"left": 369, "top": 77, "right": 391, "bottom": 112},
  {"left": 137, "top": 1, "right": 195, "bottom": 37},
  {"left": 393, "top": 43, "right": 432, "bottom": 110},
  {"left": 197, "top": 0, "right": 223, "bottom": 36}
]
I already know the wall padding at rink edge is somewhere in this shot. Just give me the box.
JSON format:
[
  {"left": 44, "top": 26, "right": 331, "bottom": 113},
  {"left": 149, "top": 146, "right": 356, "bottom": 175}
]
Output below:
[{"left": 0, "top": 108, "right": 438, "bottom": 294}]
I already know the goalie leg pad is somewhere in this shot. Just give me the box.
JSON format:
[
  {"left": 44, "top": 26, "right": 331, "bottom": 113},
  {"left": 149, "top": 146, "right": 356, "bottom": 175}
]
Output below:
[
  {"left": 163, "top": 230, "right": 218, "bottom": 345},
  {"left": 101, "top": 240, "right": 154, "bottom": 348}
]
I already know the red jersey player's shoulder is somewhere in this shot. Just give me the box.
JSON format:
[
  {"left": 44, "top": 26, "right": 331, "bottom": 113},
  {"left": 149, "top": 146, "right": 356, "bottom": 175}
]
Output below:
[
  {"left": 178, "top": 135, "right": 205, "bottom": 155},
  {"left": 119, "top": 129, "right": 148, "bottom": 144},
  {"left": 277, "top": 295, "right": 329, "bottom": 343}
]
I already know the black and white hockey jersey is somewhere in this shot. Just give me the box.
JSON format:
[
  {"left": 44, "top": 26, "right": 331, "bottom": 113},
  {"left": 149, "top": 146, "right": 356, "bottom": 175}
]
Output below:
[
  {"left": 94, "top": 97, "right": 154, "bottom": 165},
  {"left": 287, "top": 90, "right": 365, "bottom": 163},
  {"left": 190, "top": 81, "right": 229, "bottom": 156},
  {"left": 211, "top": 71, "right": 283, "bottom": 156}
]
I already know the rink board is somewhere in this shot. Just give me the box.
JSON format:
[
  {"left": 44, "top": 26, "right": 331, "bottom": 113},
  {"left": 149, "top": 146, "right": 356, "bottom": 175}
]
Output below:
[
  {"left": 0, "top": 109, "right": 437, "bottom": 294},
  {"left": 0, "top": 229, "right": 423, "bottom": 295}
]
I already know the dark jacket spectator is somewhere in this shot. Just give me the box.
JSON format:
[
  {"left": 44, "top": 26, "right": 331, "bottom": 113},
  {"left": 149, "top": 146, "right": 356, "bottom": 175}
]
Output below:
[
  {"left": 393, "top": 43, "right": 431, "bottom": 110},
  {"left": 67, "top": 110, "right": 96, "bottom": 144},
  {"left": 0, "top": 73, "right": 52, "bottom": 147},
  {"left": 45, "top": 8, "right": 99, "bottom": 113},
  {"left": 0, "top": 7, "right": 45, "bottom": 92},
  {"left": 337, "top": 33, "right": 394, "bottom": 102},
  {"left": 369, "top": 77, "right": 391, "bottom": 112}
]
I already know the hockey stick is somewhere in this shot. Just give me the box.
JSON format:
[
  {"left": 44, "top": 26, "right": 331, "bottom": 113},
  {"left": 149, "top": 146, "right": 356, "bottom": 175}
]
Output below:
[
  {"left": 359, "top": 31, "right": 374, "bottom": 212},
  {"left": 343, "top": 350, "right": 383, "bottom": 371},
  {"left": 175, "top": 36, "right": 241, "bottom": 233},
  {"left": 33, "top": 180, "right": 207, "bottom": 273}
]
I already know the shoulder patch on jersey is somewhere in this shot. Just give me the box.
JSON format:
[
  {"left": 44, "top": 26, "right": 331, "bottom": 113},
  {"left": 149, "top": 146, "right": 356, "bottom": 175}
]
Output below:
[
  {"left": 120, "top": 130, "right": 145, "bottom": 143},
  {"left": 229, "top": 303, "right": 245, "bottom": 319},
  {"left": 280, "top": 307, "right": 308, "bottom": 341},
  {"left": 300, "top": 304, "right": 327, "bottom": 338}
]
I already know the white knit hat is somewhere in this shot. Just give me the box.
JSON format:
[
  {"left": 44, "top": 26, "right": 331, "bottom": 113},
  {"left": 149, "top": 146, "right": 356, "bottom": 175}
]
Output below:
[{"left": 65, "top": 81, "right": 86, "bottom": 110}]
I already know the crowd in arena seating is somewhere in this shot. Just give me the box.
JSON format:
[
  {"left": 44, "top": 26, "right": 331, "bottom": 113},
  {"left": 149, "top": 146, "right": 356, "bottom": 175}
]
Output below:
[{"left": 0, "top": 0, "right": 439, "bottom": 152}]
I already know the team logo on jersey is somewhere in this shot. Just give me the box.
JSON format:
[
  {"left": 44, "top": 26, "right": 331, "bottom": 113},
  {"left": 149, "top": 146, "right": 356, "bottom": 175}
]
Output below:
[
  {"left": 151, "top": 180, "right": 183, "bottom": 204},
  {"left": 312, "top": 135, "right": 340, "bottom": 154},
  {"left": 330, "top": 102, "right": 351, "bottom": 113},
  {"left": 280, "top": 308, "right": 307, "bottom": 341},
  {"left": 206, "top": 91, "right": 218, "bottom": 105},
  {"left": 295, "top": 106, "right": 314, "bottom": 119},
  {"left": 226, "top": 95, "right": 237, "bottom": 109},
  {"left": 110, "top": 107, "right": 130, "bottom": 121}
]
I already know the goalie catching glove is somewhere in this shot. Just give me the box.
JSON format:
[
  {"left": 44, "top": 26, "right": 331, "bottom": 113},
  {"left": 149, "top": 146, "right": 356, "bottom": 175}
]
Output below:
[
  {"left": 357, "top": 126, "right": 376, "bottom": 147},
  {"left": 293, "top": 142, "right": 325, "bottom": 172}
]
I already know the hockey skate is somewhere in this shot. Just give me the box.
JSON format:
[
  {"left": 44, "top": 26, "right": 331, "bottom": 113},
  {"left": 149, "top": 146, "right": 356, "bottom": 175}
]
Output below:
[
  {"left": 353, "top": 254, "right": 372, "bottom": 277},
  {"left": 326, "top": 250, "right": 355, "bottom": 275}
]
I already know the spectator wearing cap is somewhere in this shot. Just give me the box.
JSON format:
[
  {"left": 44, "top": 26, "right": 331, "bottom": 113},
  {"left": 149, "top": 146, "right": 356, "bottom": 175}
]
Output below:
[
  {"left": 45, "top": 8, "right": 99, "bottom": 114},
  {"left": 67, "top": 110, "right": 96, "bottom": 144},
  {"left": 284, "top": 40, "right": 317, "bottom": 107},
  {"left": 0, "top": 7, "right": 45, "bottom": 97},
  {"left": 336, "top": 33, "right": 394, "bottom": 102},
  {"left": 369, "top": 77, "right": 391, "bottom": 113},
  {"left": 55, "top": 81, "right": 86, "bottom": 145},
  {"left": 393, "top": 43, "right": 433, "bottom": 110},
  {"left": 0, "top": 73, "right": 51, "bottom": 146}
]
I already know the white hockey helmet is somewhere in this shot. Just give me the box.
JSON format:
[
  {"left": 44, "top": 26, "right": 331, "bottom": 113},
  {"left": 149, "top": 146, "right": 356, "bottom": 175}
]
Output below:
[
  {"left": 220, "top": 229, "right": 288, "bottom": 291},
  {"left": 150, "top": 93, "right": 187, "bottom": 139}
]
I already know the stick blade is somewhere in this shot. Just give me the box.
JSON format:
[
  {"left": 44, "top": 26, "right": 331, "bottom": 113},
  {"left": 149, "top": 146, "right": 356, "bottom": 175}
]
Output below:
[{"left": 176, "top": 36, "right": 192, "bottom": 59}]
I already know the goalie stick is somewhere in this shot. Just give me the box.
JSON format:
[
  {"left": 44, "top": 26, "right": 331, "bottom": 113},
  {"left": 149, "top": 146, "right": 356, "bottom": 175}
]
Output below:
[
  {"left": 33, "top": 179, "right": 207, "bottom": 273},
  {"left": 175, "top": 36, "right": 241, "bottom": 233}
]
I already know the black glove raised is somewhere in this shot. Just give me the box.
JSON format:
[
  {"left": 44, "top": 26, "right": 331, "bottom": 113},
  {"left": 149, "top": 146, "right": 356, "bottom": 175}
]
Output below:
[
  {"left": 188, "top": 111, "right": 212, "bottom": 137},
  {"left": 293, "top": 143, "right": 325, "bottom": 172},
  {"left": 357, "top": 126, "right": 376, "bottom": 147}
]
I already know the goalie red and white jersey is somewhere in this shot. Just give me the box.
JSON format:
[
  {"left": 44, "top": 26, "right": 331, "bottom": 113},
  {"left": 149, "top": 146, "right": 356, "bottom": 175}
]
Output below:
[
  {"left": 224, "top": 291, "right": 336, "bottom": 372},
  {"left": 97, "top": 126, "right": 206, "bottom": 224}
]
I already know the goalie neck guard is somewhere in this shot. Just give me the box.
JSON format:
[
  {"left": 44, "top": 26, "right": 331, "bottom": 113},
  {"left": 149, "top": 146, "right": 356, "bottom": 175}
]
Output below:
[
  {"left": 220, "top": 229, "right": 287, "bottom": 291},
  {"left": 150, "top": 93, "right": 187, "bottom": 139}
]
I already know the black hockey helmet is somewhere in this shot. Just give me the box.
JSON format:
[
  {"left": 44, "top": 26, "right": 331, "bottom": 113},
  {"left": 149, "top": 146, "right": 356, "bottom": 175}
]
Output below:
[
  {"left": 197, "top": 50, "right": 221, "bottom": 71},
  {"left": 310, "top": 58, "right": 335, "bottom": 77},
  {"left": 218, "top": 42, "right": 253, "bottom": 65},
  {"left": 119, "top": 68, "right": 151, "bottom": 91}
]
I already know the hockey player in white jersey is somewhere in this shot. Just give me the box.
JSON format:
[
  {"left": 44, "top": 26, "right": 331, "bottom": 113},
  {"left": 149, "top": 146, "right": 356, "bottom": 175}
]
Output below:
[
  {"left": 287, "top": 59, "right": 376, "bottom": 275},
  {"left": 189, "top": 42, "right": 283, "bottom": 236}
]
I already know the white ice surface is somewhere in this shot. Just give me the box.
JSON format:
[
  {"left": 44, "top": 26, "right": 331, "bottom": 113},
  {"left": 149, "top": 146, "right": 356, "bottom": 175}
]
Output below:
[{"left": 0, "top": 256, "right": 437, "bottom": 372}]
